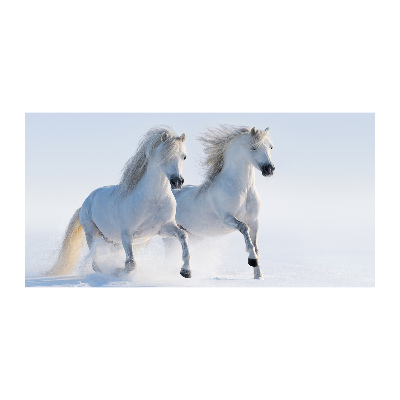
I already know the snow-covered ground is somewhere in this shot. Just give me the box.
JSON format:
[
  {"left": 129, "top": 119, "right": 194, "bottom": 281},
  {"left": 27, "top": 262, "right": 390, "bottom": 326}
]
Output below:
[{"left": 25, "top": 231, "right": 374, "bottom": 287}]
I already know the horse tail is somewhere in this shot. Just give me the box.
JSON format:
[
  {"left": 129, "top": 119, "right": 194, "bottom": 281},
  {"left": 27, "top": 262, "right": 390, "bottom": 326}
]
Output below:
[{"left": 46, "top": 208, "right": 85, "bottom": 276}]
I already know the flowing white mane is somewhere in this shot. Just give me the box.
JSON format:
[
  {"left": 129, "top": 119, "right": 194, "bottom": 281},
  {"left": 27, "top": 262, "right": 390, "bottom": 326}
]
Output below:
[
  {"left": 198, "top": 125, "right": 270, "bottom": 192},
  {"left": 119, "top": 126, "right": 180, "bottom": 195}
]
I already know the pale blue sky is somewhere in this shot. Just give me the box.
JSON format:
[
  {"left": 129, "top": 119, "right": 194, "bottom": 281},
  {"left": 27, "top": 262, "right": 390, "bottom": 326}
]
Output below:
[{"left": 26, "top": 113, "right": 374, "bottom": 255}]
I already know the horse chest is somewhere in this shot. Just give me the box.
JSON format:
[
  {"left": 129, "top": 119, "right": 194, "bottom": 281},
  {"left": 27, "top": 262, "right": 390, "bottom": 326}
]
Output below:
[
  {"left": 223, "top": 188, "right": 249, "bottom": 214},
  {"left": 134, "top": 196, "right": 173, "bottom": 227},
  {"left": 236, "top": 200, "right": 249, "bottom": 218}
]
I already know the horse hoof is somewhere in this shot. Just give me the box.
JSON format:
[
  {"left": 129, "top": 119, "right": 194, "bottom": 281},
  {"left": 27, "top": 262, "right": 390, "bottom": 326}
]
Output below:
[
  {"left": 248, "top": 258, "right": 259, "bottom": 267},
  {"left": 180, "top": 268, "right": 191, "bottom": 278}
]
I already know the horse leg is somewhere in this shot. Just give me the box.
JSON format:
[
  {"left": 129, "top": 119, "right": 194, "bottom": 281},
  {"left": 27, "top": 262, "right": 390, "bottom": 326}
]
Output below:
[
  {"left": 160, "top": 223, "right": 191, "bottom": 278},
  {"left": 114, "top": 230, "right": 136, "bottom": 276},
  {"left": 248, "top": 220, "right": 262, "bottom": 279},
  {"left": 222, "top": 214, "right": 261, "bottom": 279},
  {"left": 81, "top": 218, "right": 102, "bottom": 273}
]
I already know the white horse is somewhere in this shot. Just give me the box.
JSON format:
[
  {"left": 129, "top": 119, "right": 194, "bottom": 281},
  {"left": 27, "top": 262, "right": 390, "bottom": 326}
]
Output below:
[
  {"left": 47, "top": 127, "right": 192, "bottom": 278},
  {"left": 165, "top": 125, "right": 274, "bottom": 279}
]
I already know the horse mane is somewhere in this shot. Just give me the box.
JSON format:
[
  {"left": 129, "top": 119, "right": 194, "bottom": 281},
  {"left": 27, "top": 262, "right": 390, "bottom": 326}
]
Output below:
[
  {"left": 198, "top": 125, "right": 269, "bottom": 192},
  {"left": 119, "top": 126, "right": 179, "bottom": 195}
]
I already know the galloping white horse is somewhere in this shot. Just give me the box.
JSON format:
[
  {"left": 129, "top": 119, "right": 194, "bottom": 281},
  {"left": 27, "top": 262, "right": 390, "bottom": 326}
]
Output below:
[
  {"left": 47, "top": 127, "right": 192, "bottom": 278},
  {"left": 166, "top": 125, "right": 275, "bottom": 279}
]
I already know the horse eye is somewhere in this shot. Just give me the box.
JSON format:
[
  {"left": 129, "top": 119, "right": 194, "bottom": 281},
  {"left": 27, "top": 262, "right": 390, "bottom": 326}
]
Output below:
[
  {"left": 271, "top": 146, "right": 273, "bottom": 150},
  {"left": 184, "top": 156, "right": 187, "bottom": 160}
]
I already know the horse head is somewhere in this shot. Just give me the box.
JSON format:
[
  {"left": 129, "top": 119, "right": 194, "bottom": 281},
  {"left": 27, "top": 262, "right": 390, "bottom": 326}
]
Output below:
[
  {"left": 158, "top": 131, "right": 187, "bottom": 189},
  {"left": 246, "top": 127, "right": 275, "bottom": 177}
]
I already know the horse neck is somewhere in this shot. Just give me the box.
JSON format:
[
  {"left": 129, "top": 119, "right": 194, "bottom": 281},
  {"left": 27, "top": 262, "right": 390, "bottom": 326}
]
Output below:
[
  {"left": 137, "top": 160, "right": 170, "bottom": 196},
  {"left": 219, "top": 140, "right": 255, "bottom": 189}
]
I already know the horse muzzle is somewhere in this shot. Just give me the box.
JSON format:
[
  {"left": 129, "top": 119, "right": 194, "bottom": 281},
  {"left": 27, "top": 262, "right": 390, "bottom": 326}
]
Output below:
[
  {"left": 170, "top": 175, "right": 184, "bottom": 189},
  {"left": 261, "top": 163, "right": 275, "bottom": 176}
]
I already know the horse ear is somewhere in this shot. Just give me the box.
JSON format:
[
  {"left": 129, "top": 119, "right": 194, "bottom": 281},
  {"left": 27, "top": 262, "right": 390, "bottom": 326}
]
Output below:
[
  {"left": 162, "top": 132, "right": 168, "bottom": 142},
  {"left": 180, "top": 133, "right": 186, "bottom": 142},
  {"left": 265, "top": 127, "right": 269, "bottom": 132},
  {"left": 250, "top": 127, "right": 256, "bottom": 136}
]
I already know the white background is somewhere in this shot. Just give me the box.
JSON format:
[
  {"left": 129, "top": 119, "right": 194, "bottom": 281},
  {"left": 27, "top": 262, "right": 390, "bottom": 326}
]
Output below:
[{"left": 1, "top": 0, "right": 399, "bottom": 399}]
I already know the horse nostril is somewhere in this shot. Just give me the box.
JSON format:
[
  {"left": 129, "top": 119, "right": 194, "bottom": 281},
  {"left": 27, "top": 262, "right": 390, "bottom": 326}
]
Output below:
[{"left": 181, "top": 178, "right": 184, "bottom": 184}]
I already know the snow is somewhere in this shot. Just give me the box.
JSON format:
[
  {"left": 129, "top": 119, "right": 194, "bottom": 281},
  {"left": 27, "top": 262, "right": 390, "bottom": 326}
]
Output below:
[{"left": 25, "top": 231, "right": 374, "bottom": 287}]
